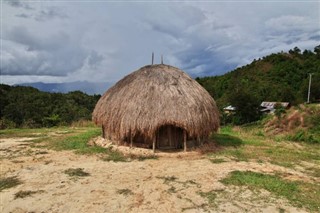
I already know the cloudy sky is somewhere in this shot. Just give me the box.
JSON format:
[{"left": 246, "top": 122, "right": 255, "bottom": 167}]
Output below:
[{"left": 1, "top": 0, "right": 319, "bottom": 85}]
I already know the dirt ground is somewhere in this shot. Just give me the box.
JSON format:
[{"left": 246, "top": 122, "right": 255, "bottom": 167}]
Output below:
[{"left": 0, "top": 137, "right": 312, "bottom": 213}]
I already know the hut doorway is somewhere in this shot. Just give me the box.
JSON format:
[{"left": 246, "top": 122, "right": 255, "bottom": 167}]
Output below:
[{"left": 156, "top": 125, "right": 184, "bottom": 149}]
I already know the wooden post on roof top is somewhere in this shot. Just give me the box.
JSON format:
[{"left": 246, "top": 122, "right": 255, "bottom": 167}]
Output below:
[
  {"left": 152, "top": 52, "right": 154, "bottom": 65},
  {"left": 161, "top": 55, "right": 163, "bottom": 64}
]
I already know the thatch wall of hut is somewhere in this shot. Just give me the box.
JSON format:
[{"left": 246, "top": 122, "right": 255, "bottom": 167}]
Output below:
[{"left": 92, "top": 64, "right": 219, "bottom": 150}]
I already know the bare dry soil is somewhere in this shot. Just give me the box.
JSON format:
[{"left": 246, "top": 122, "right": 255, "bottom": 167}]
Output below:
[{"left": 0, "top": 128, "right": 319, "bottom": 213}]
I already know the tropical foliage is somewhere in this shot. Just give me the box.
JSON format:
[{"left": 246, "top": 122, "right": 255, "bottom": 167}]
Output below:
[
  {"left": 0, "top": 85, "right": 100, "bottom": 128},
  {"left": 196, "top": 45, "right": 320, "bottom": 124}
]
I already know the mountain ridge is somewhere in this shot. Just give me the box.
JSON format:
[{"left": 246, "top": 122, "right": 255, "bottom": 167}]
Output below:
[{"left": 17, "top": 81, "right": 112, "bottom": 95}]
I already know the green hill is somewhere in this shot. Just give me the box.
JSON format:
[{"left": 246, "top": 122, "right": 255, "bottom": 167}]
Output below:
[
  {"left": 1, "top": 45, "right": 319, "bottom": 128},
  {"left": 196, "top": 45, "right": 320, "bottom": 109}
]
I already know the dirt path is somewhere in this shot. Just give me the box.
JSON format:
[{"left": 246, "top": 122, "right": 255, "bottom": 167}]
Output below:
[{"left": 0, "top": 137, "right": 310, "bottom": 213}]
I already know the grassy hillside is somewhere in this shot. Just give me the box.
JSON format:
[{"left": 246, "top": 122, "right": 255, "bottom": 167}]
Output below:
[
  {"left": 196, "top": 46, "right": 320, "bottom": 109},
  {"left": 263, "top": 104, "right": 320, "bottom": 143}
]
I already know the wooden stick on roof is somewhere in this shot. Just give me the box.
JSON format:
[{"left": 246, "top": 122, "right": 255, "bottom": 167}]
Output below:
[{"left": 152, "top": 52, "right": 154, "bottom": 65}]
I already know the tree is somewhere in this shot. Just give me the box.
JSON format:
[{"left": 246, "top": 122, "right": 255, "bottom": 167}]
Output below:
[
  {"left": 293, "top": 46, "right": 301, "bottom": 54},
  {"left": 289, "top": 47, "right": 301, "bottom": 55},
  {"left": 274, "top": 103, "right": 286, "bottom": 120},
  {"left": 227, "top": 87, "right": 261, "bottom": 124},
  {"left": 314, "top": 45, "right": 320, "bottom": 58}
]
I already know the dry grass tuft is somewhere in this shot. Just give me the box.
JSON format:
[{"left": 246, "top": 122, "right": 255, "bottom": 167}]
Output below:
[{"left": 14, "top": 190, "right": 45, "bottom": 199}]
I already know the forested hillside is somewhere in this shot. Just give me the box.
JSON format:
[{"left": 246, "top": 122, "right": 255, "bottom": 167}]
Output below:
[
  {"left": 0, "top": 85, "right": 101, "bottom": 128},
  {"left": 1, "top": 45, "right": 319, "bottom": 128},
  {"left": 196, "top": 45, "right": 320, "bottom": 110}
]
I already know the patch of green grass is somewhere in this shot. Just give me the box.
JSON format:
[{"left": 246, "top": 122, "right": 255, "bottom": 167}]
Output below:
[
  {"left": 101, "top": 150, "right": 127, "bottom": 162},
  {"left": 212, "top": 128, "right": 319, "bottom": 165},
  {"left": 269, "top": 146, "right": 316, "bottom": 166},
  {"left": 198, "top": 191, "right": 217, "bottom": 208},
  {"left": 50, "top": 127, "right": 128, "bottom": 161},
  {"left": 35, "top": 151, "right": 49, "bottom": 155},
  {"left": 185, "top": 180, "right": 198, "bottom": 185},
  {"left": 286, "top": 130, "right": 319, "bottom": 144},
  {"left": 257, "top": 159, "right": 264, "bottom": 164},
  {"left": 215, "top": 149, "right": 248, "bottom": 162},
  {"left": 254, "top": 130, "right": 265, "bottom": 137},
  {"left": 168, "top": 186, "right": 177, "bottom": 193},
  {"left": 27, "top": 137, "right": 51, "bottom": 143},
  {"left": 243, "top": 139, "right": 264, "bottom": 146},
  {"left": 304, "top": 167, "right": 320, "bottom": 178},
  {"left": 50, "top": 128, "right": 101, "bottom": 153},
  {"left": 156, "top": 175, "right": 178, "bottom": 184},
  {"left": 0, "top": 176, "right": 22, "bottom": 191},
  {"left": 117, "top": 188, "right": 133, "bottom": 196},
  {"left": 11, "top": 160, "right": 24, "bottom": 163},
  {"left": 270, "top": 161, "right": 294, "bottom": 168},
  {"left": 210, "top": 158, "right": 226, "bottom": 164},
  {"left": 212, "top": 133, "right": 243, "bottom": 147},
  {"left": 221, "top": 171, "right": 298, "bottom": 194},
  {"left": 64, "top": 168, "right": 90, "bottom": 177},
  {"left": 221, "top": 171, "right": 320, "bottom": 211},
  {"left": 14, "top": 190, "right": 45, "bottom": 199},
  {"left": 134, "top": 155, "right": 158, "bottom": 161},
  {"left": 156, "top": 176, "right": 200, "bottom": 190},
  {"left": 0, "top": 127, "right": 62, "bottom": 138},
  {"left": 219, "top": 126, "right": 239, "bottom": 136}
]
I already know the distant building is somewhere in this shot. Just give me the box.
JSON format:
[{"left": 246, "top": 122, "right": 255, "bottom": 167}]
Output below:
[
  {"left": 223, "top": 105, "right": 236, "bottom": 113},
  {"left": 260, "top": 102, "right": 290, "bottom": 113},
  {"left": 223, "top": 102, "right": 290, "bottom": 114}
]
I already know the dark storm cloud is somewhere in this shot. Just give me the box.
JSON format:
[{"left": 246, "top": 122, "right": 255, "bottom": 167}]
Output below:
[
  {"left": 14, "top": 8, "right": 68, "bottom": 22},
  {"left": 15, "top": 13, "right": 31, "bottom": 19},
  {"left": 5, "top": 0, "right": 34, "bottom": 10},
  {"left": 2, "top": 26, "right": 90, "bottom": 76},
  {"left": 177, "top": 48, "right": 237, "bottom": 77},
  {"left": 35, "top": 7, "right": 69, "bottom": 22},
  {"left": 88, "top": 51, "right": 104, "bottom": 68},
  {"left": 7, "top": 26, "right": 69, "bottom": 51}
]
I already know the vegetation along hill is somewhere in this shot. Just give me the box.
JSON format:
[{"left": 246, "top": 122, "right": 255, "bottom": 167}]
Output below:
[
  {"left": 0, "top": 85, "right": 101, "bottom": 128},
  {"left": 196, "top": 45, "right": 320, "bottom": 124},
  {"left": 1, "top": 45, "right": 319, "bottom": 128}
]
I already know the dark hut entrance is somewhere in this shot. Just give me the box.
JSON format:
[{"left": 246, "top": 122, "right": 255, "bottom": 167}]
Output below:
[{"left": 156, "top": 125, "right": 184, "bottom": 150}]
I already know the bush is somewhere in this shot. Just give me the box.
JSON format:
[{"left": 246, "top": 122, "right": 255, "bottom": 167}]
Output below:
[
  {"left": 306, "top": 109, "right": 320, "bottom": 131},
  {"left": 22, "top": 119, "right": 41, "bottom": 128},
  {"left": 0, "top": 119, "right": 16, "bottom": 129},
  {"left": 287, "top": 130, "right": 319, "bottom": 144}
]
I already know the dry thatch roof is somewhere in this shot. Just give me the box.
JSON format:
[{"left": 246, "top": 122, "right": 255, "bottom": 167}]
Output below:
[{"left": 92, "top": 64, "right": 219, "bottom": 141}]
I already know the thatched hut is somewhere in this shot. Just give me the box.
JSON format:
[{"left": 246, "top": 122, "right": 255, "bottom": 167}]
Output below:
[{"left": 92, "top": 64, "right": 219, "bottom": 152}]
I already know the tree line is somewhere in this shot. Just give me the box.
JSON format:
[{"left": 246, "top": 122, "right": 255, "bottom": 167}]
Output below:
[{"left": 0, "top": 85, "right": 101, "bottom": 129}]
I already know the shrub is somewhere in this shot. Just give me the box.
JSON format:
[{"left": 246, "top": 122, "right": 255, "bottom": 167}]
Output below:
[
  {"left": 287, "top": 130, "right": 319, "bottom": 144},
  {"left": 0, "top": 119, "right": 16, "bottom": 129}
]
